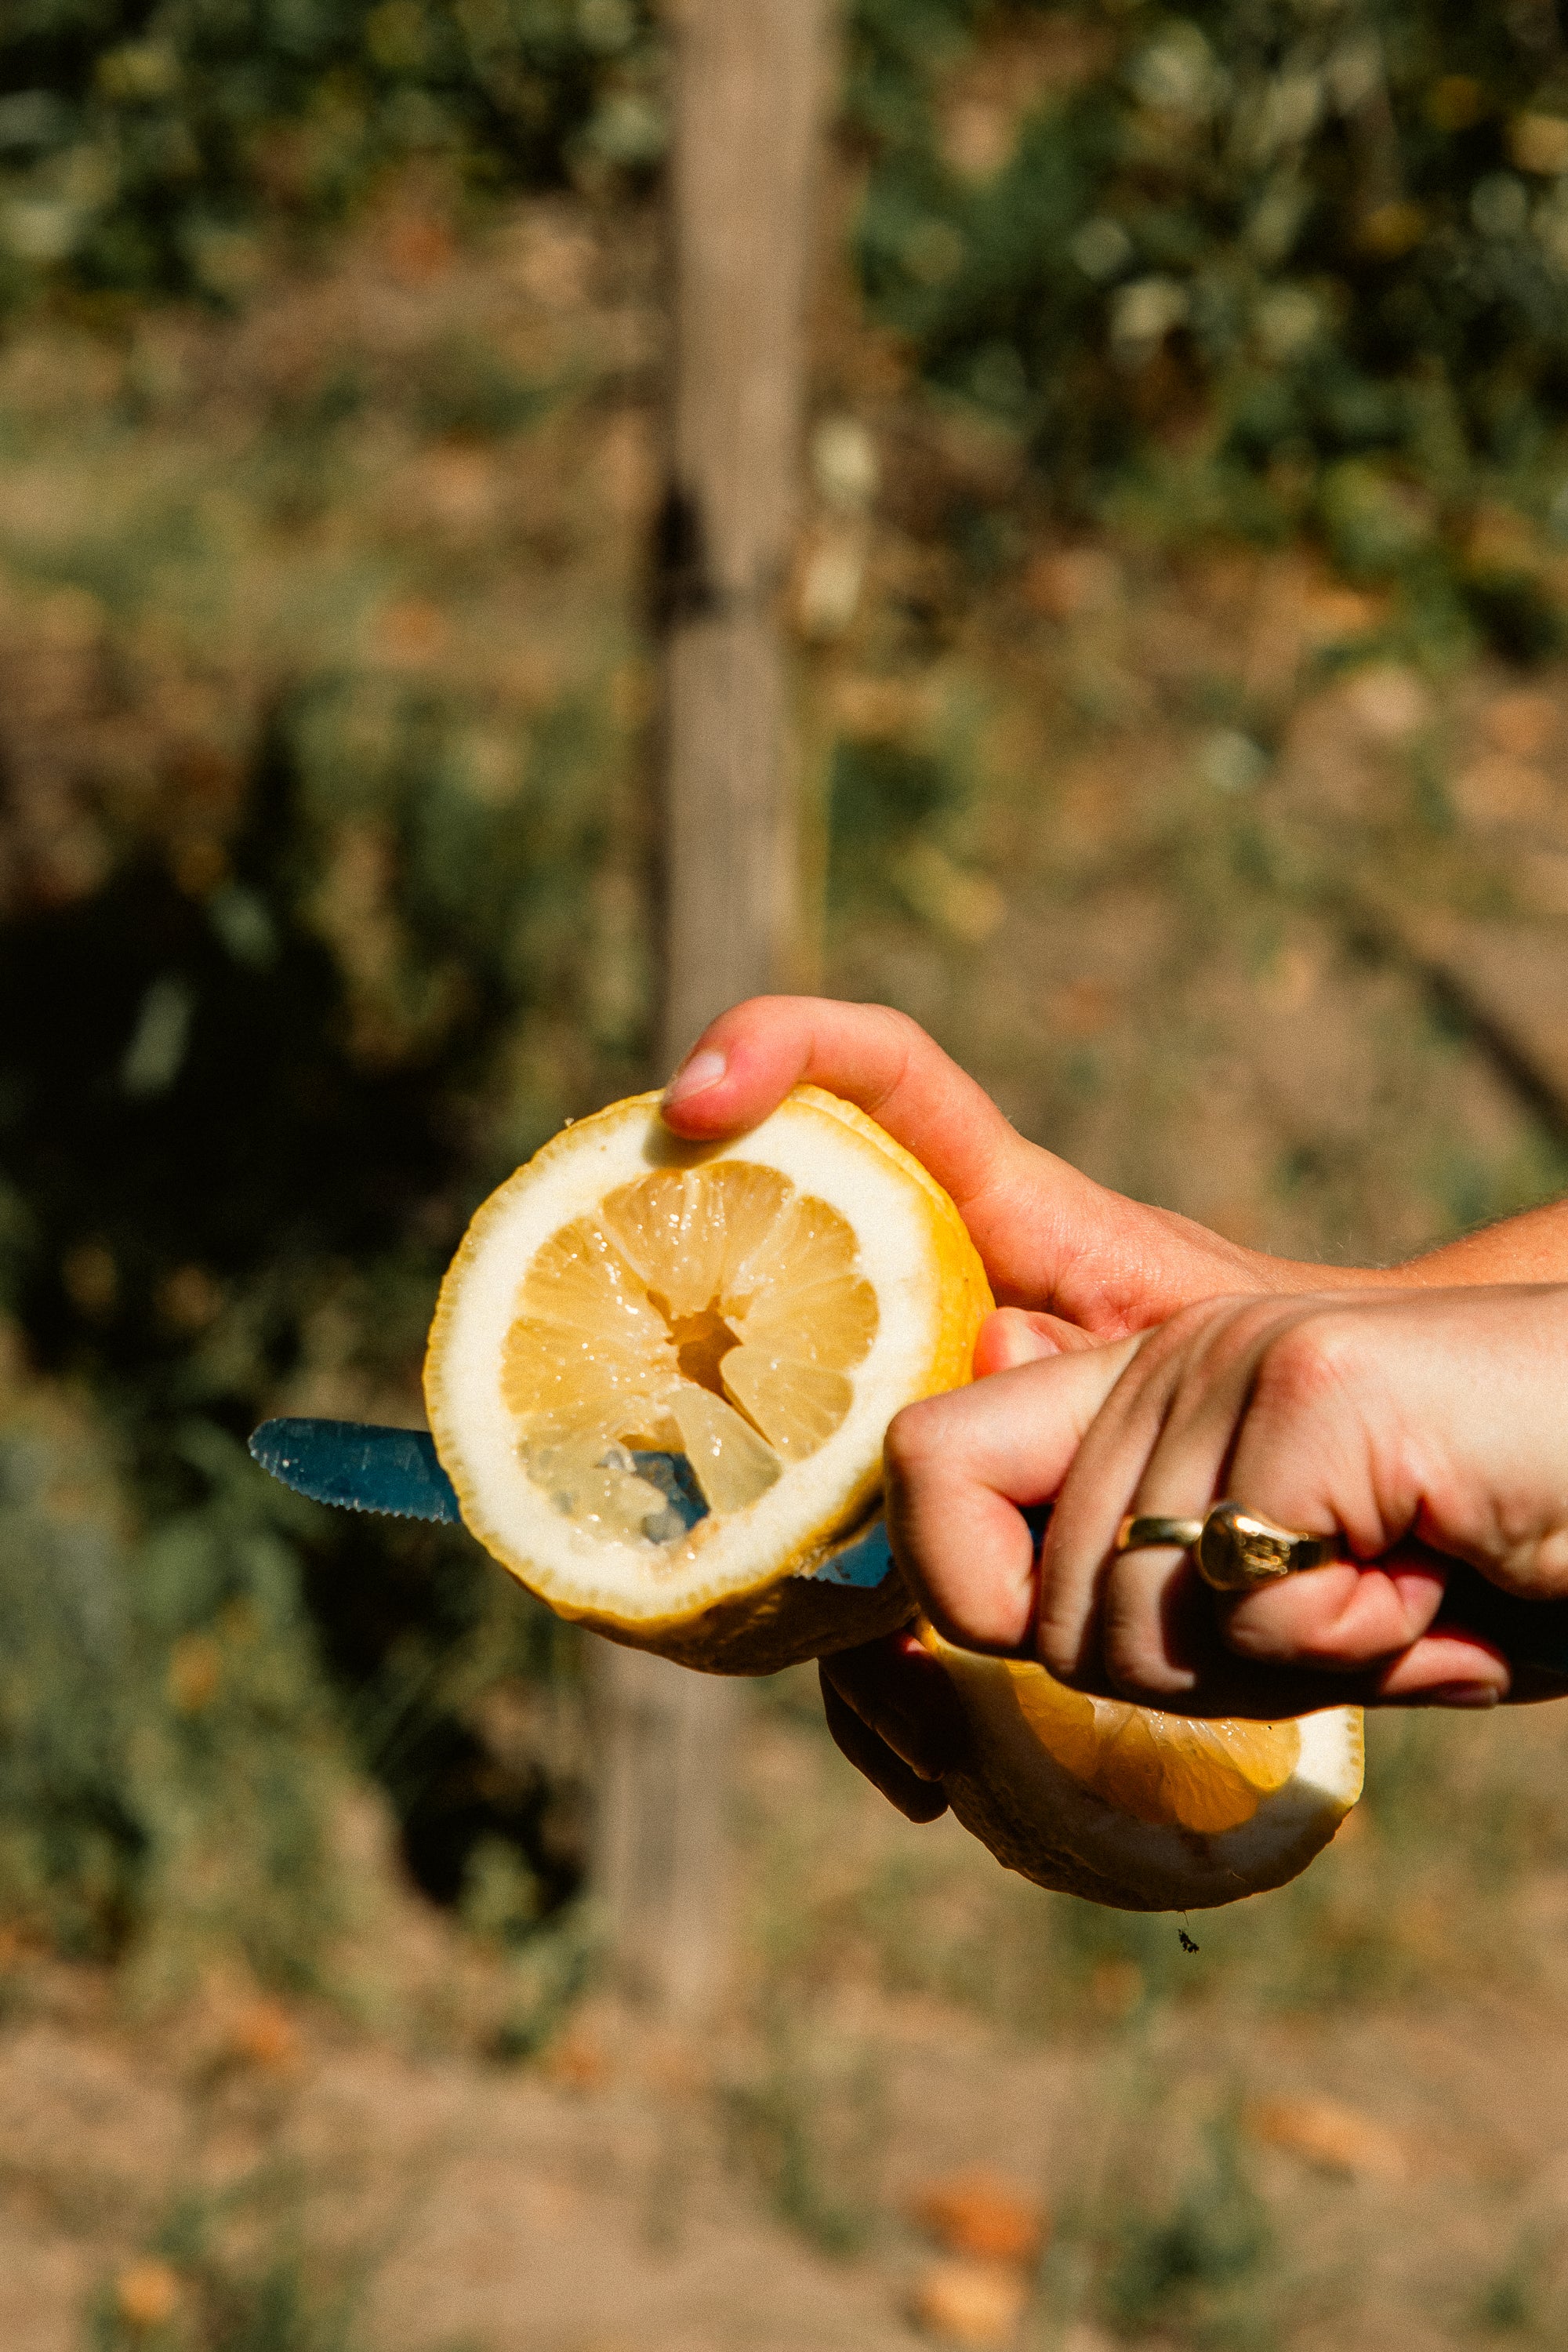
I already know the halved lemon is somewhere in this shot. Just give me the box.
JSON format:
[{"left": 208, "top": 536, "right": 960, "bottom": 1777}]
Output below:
[
  {"left": 425, "top": 1084, "right": 993, "bottom": 1672},
  {"left": 923, "top": 1625, "right": 1363, "bottom": 1911}
]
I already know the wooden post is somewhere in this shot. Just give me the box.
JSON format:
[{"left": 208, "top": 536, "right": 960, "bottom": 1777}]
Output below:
[{"left": 593, "top": 0, "right": 827, "bottom": 2020}]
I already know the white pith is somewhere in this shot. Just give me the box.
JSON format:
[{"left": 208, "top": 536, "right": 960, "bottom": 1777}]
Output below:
[
  {"left": 937, "top": 1642, "right": 1364, "bottom": 1909},
  {"left": 428, "top": 1094, "right": 943, "bottom": 1627}
]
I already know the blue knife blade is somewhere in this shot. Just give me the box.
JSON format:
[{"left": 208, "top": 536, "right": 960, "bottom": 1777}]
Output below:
[
  {"left": 248, "top": 1417, "right": 896, "bottom": 1585},
  {"left": 246, "top": 1420, "right": 1568, "bottom": 1671},
  {"left": 249, "top": 1418, "right": 461, "bottom": 1523}
]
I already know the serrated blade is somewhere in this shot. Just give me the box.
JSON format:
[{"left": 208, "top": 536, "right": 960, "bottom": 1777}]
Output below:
[
  {"left": 815, "top": 1519, "right": 895, "bottom": 1588},
  {"left": 248, "top": 1415, "right": 899, "bottom": 1588},
  {"left": 249, "top": 1418, "right": 462, "bottom": 1523}
]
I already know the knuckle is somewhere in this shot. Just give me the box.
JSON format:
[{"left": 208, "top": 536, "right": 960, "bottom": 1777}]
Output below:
[
  {"left": 1138, "top": 1296, "right": 1230, "bottom": 1364},
  {"left": 1252, "top": 1316, "right": 1359, "bottom": 1421},
  {"left": 867, "top": 1000, "right": 920, "bottom": 1042},
  {"left": 1138, "top": 1294, "right": 1262, "bottom": 1385},
  {"left": 883, "top": 1394, "right": 949, "bottom": 1479},
  {"left": 720, "top": 993, "right": 783, "bottom": 1029}
]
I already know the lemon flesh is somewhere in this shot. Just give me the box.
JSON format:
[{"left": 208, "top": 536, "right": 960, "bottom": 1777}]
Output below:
[
  {"left": 425, "top": 1086, "right": 993, "bottom": 1672},
  {"left": 500, "top": 1159, "right": 879, "bottom": 1534},
  {"left": 924, "top": 1625, "right": 1363, "bottom": 1911}
]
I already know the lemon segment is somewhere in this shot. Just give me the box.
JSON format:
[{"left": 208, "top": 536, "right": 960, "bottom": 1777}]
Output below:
[
  {"left": 1011, "top": 1670, "right": 1300, "bottom": 1834},
  {"left": 665, "top": 1381, "right": 782, "bottom": 1514},
  {"left": 425, "top": 1085, "right": 993, "bottom": 1673},
  {"left": 923, "top": 1625, "right": 1363, "bottom": 1911},
  {"left": 723, "top": 1350, "right": 856, "bottom": 1459}
]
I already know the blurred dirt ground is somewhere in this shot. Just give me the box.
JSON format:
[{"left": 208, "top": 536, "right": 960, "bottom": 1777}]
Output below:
[{"left": 12, "top": 1690, "right": 1568, "bottom": 2351}]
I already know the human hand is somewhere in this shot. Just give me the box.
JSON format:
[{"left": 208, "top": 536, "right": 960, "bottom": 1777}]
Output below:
[
  {"left": 895, "top": 1283, "right": 1568, "bottom": 1708},
  {"left": 662, "top": 995, "right": 1374, "bottom": 1815},
  {"left": 660, "top": 996, "right": 1388, "bottom": 1367},
  {"left": 818, "top": 1283, "right": 1568, "bottom": 1819},
  {"left": 659, "top": 1000, "right": 1568, "bottom": 1811}
]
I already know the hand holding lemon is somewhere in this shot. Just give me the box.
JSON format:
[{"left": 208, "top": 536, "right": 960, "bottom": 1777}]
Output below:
[
  {"left": 887, "top": 1285, "right": 1568, "bottom": 1717},
  {"left": 425, "top": 999, "right": 1395, "bottom": 1910},
  {"left": 416, "top": 990, "right": 1568, "bottom": 1913},
  {"left": 657, "top": 994, "right": 1568, "bottom": 1902}
]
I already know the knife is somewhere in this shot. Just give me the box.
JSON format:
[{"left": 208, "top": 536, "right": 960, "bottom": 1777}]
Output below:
[
  {"left": 247, "top": 1417, "right": 897, "bottom": 1588},
  {"left": 246, "top": 1417, "right": 1568, "bottom": 1667}
]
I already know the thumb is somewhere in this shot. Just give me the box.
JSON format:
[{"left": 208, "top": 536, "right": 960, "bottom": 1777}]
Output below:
[{"left": 975, "top": 1307, "right": 1104, "bottom": 1376}]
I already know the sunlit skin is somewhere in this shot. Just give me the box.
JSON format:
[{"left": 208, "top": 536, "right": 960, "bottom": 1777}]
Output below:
[
  {"left": 885, "top": 1287, "right": 1568, "bottom": 1706},
  {"left": 662, "top": 995, "right": 1568, "bottom": 1824}
]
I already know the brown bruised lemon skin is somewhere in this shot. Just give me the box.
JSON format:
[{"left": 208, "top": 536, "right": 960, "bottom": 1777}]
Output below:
[
  {"left": 921, "top": 1624, "right": 1365, "bottom": 1912},
  {"left": 579, "top": 1510, "right": 916, "bottom": 1675},
  {"left": 424, "top": 1086, "right": 993, "bottom": 1675}
]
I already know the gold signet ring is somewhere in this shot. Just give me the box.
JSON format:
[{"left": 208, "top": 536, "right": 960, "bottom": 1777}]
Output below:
[
  {"left": 1115, "top": 1514, "right": 1205, "bottom": 1555},
  {"left": 1195, "top": 1502, "right": 1338, "bottom": 1594}
]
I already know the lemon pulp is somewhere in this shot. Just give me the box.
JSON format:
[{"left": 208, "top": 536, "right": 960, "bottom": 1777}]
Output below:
[
  {"left": 1011, "top": 1668, "right": 1300, "bottom": 1834},
  {"left": 500, "top": 1160, "right": 879, "bottom": 1548}
]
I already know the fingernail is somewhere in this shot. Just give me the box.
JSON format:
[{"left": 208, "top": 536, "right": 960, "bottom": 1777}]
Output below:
[
  {"left": 662, "top": 1048, "right": 727, "bottom": 1108},
  {"left": 993, "top": 1316, "right": 1060, "bottom": 1371},
  {"left": 1428, "top": 1681, "right": 1502, "bottom": 1709}
]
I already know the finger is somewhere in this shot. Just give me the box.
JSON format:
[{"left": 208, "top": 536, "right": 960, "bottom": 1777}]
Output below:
[
  {"left": 1044, "top": 1608, "right": 1512, "bottom": 1712},
  {"left": 657, "top": 995, "right": 1117, "bottom": 1306},
  {"left": 1039, "top": 1298, "right": 1343, "bottom": 1697},
  {"left": 1098, "top": 1546, "right": 1215, "bottom": 1698},
  {"left": 818, "top": 1666, "right": 949, "bottom": 1823},
  {"left": 1367, "top": 1631, "right": 1510, "bottom": 1704},
  {"left": 1222, "top": 1555, "right": 1517, "bottom": 1704},
  {"left": 659, "top": 998, "right": 1336, "bottom": 1331},
  {"left": 1217, "top": 1307, "right": 1406, "bottom": 1561},
  {"left": 660, "top": 996, "right": 1018, "bottom": 1210},
  {"left": 885, "top": 1342, "right": 1142, "bottom": 1650},
  {"left": 821, "top": 1632, "right": 963, "bottom": 1780},
  {"left": 974, "top": 1308, "right": 1101, "bottom": 1376},
  {"left": 1033, "top": 1307, "right": 1229, "bottom": 1686},
  {"left": 1221, "top": 1559, "right": 1452, "bottom": 1669},
  {"left": 1100, "top": 1301, "right": 1358, "bottom": 1695}
]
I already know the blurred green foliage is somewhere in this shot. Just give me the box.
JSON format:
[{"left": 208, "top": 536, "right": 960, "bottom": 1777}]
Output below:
[
  {"left": 827, "top": 736, "right": 964, "bottom": 913},
  {"left": 0, "top": 1391, "right": 353, "bottom": 1984},
  {"left": 0, "top": 0, "right": 662, "bottom": 2005},
  {"left": 89, "top": 2173, "right": 376, "bottom": 2352},
  {"left": 848, "top": 1, "right": 1568, "bottom": 639},
  {"left": 1094, "top": 2110, "right": 1273, "bottom": 2342},
  {"left": 0, "top": 358, "right": 640, "bottom": 1980},
  {"left": 12, "top": 0, "right": 1568, "bottom": 619},
  {"left": 727, "top": 2005, "right": 885, "bottom": 2256},
  {"left": 0, "top": 0, "right": 661, "bottom": 305}
]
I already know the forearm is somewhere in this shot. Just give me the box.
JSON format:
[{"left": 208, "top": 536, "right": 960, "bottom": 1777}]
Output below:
[
  {"left": 1181, "top": 1198, "right": 1568, "bottom": 1305},
  {"left": 1396, "top": 1200, "right": 1568, "bottom": 1287}
]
